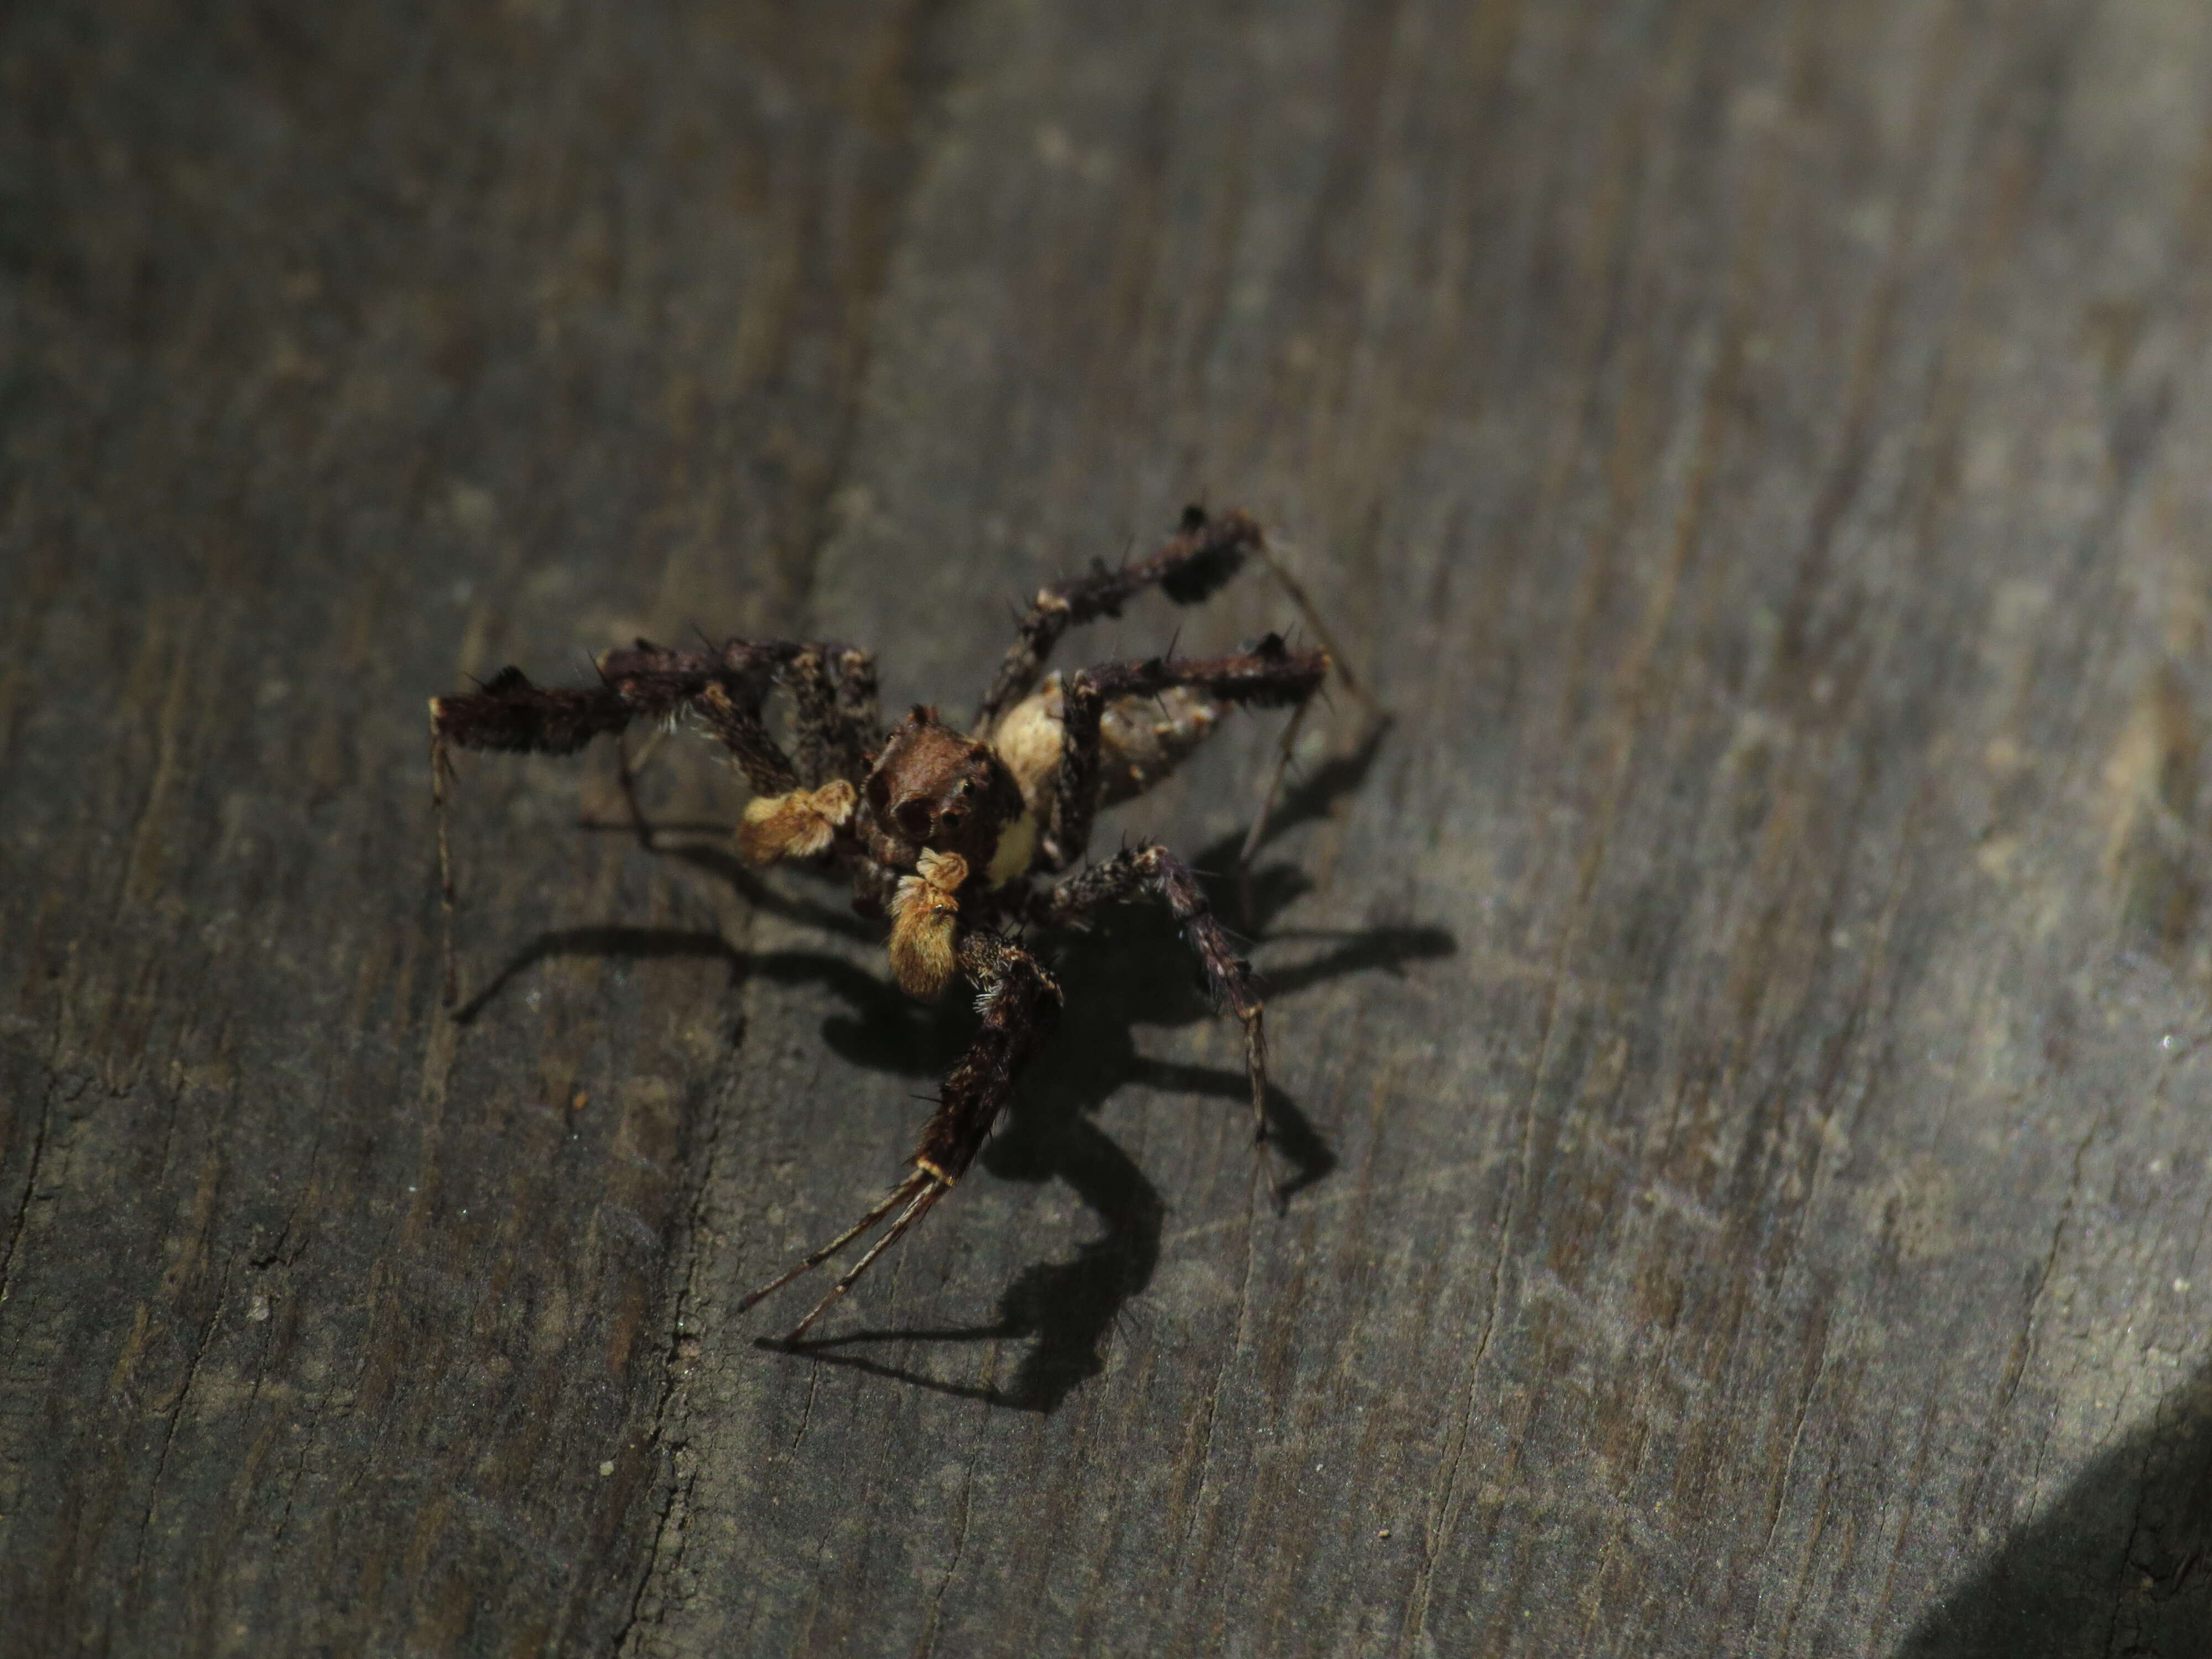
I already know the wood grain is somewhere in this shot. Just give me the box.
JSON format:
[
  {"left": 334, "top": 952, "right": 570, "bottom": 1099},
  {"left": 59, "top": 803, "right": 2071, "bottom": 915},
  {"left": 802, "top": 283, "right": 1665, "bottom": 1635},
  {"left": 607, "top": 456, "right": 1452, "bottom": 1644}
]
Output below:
[{"left": 6, "top": 1, "right": 2212, "bottom": 1655}]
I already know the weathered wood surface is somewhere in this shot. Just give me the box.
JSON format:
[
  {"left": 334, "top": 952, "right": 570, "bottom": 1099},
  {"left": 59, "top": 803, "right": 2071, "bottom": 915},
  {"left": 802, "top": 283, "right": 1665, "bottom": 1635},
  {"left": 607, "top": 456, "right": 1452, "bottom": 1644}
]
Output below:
[{"left": 7, "top": 1, "right": 2212, "bottom": 1653}]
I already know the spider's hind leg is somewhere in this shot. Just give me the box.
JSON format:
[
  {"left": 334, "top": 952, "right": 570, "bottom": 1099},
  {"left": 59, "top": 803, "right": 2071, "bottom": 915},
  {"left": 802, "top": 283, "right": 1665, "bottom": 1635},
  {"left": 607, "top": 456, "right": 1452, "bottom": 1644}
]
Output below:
[
  {"left": 742, "top": 935, "right": 1062, "bottom": 1341},
  {"left": 1039, "top": 843, "right": 1282, "bottom": 1201}
]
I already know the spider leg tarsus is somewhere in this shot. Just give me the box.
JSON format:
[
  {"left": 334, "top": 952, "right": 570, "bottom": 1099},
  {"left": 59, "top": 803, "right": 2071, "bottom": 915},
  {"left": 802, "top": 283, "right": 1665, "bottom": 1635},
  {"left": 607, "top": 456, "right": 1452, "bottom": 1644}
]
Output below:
[
  {"left": 1238, "top": 695, "right": 1315, "bottom": 871},
  {"left": 1251, "top": 535, "right": 1386, "bottom": 719},
  {"left": 781, "top": 1178, "right": 949, "bottom": 1343},
  {"left": 1240, "top": 1008, "right": 1295, "bottom": 1212},
  {"left": 738, "top": 1167, "right": 931, "bottom": 1315}
]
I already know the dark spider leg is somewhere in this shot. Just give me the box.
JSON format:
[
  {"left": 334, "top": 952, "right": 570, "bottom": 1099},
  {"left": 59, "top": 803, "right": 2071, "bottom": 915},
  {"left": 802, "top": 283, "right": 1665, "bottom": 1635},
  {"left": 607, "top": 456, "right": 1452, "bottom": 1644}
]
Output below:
[
  {"left": 779, "top": 645, "right": 881, "bottom": 787},
  {"left": 430, "top": 726, "right": 462, "bottom": 1006},
  {"left": 971, "top": 505, "right": 1267, "bottom": 734},
  {"left": 743, "top": 934, "right": 1062, "bottom": 1340},
  {"left": 430, "top": 642, "right": 800, "bottom": 1004},
  {"left": 833, "top": 645, "right": 884, "bottom": 768},
  {"left": 1037, "top": 844, "right": 1280, "bottom": 1196},
  {"left": 431, "top": 666, "right": 638, "bottom": 1006},
  {"left": 598, "top": 727, "right": 670, "bottom": 850},
  {"left": 602, "top": 637, "right": 883, "bottom": 791},
  {"left": 1044, "top": 637, "right": 1329, "bottom": 872},
  {"left": 585, "top": 640, "right": 802, "bottom": 794},
  {"left": 1249, "top": 536, "right": 1387, "bottom": 719},
  {"left": 1239, "top": 695, "right": 1314, "bottom": 870},
  {"left": 783, "top": 648, "right": 843, "bottom": 787}
]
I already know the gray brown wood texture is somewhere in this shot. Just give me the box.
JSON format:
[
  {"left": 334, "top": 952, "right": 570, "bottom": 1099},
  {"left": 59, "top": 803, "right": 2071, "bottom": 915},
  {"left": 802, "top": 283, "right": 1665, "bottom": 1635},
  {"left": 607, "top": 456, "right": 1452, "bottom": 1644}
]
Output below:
[{"left": 6, "top": 1, "right": 2212, "bottom": 1654}]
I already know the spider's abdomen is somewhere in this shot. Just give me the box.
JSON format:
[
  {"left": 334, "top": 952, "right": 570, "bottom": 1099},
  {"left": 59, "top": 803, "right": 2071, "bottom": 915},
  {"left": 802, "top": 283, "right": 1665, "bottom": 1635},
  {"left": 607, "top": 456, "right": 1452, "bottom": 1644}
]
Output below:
[{"left": 988, "top": 671, "right": 1223, "bottom": 825}]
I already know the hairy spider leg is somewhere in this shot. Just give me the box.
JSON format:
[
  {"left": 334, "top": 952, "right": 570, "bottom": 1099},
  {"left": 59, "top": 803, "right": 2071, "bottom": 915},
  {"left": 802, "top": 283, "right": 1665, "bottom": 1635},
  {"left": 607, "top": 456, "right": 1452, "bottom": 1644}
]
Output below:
[
  {"left": 742, "top": 935, "right": 1062, "bottom": 1339},
  {"left": 1248, "top": 534, "right": 1385, "bottom": 719},
  {"left": 599, "top": 727, "right": 671, "bottom": 849},
  {"left": 832, "top": 645, "right": 884, "bottom": 775},
  {"left": 971, "top": 505, "right": 1267, "bottom": 734},
  {"left": 973, "top": 504, "right": 1379, "bottom": 740},
  {"left": 1239, "top": 694, "right": 1314, "bottom": 873},
  {"left": 1044, "top": 639, "right": 1330, "bottom": 873},
  {"left": 738, "top": 1167, "right": 937, "bottom": 1316},
  {"left": 428, "top": 643, "right": 801, "bottom": 1005},
  {"left": 589, "top": 637, "right": 883, "bottom": 792},
  {"left": 782, "top": 644, "right": 883, "bottom": 787},
  {"left": 1037, "top": 842, "right": 1282, "bottom": 1198}
]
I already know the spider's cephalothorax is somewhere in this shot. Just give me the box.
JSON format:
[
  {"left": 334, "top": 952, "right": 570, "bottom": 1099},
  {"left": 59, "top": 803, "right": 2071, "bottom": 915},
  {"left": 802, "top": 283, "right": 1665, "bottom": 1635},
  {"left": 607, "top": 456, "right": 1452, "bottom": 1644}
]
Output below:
[
  {"left": 865, "top": 707, "right": 1029, "bottom": 879},
  {"left": 429, "top": 505, "right": 1353, "bottom": 1338}
]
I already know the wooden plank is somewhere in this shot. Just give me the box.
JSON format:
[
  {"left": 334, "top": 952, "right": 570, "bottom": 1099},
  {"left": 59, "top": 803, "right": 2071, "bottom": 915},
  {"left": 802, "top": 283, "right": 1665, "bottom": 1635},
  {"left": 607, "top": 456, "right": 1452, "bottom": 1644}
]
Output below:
[{"left": 5, "top": 0, "right": 2212, "bottom": 1655}]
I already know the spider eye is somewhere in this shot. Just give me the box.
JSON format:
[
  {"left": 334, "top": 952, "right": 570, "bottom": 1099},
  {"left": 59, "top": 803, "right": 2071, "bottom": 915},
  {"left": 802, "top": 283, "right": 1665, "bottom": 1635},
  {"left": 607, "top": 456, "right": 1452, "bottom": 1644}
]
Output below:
[
  {"left": 895, "top": 801, "right": 933, "bottom": 841},
  {"left": 939, "top": 806, "right": 967, "bottom": 831}
]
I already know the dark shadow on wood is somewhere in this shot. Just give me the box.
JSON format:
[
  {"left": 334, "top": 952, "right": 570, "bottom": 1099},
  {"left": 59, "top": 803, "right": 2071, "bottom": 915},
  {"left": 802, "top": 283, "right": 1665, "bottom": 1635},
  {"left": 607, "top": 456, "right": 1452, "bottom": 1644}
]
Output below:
[
  {"left": 660, "top": 843, "right": 885, "bottom": 943},
  {"left": 450, "top": 926, "right": 749, "bottom": 1025},
  {"left": 755, "top": 1111, "right": 1163, "bottom": 1413},
  {"left": 742, "top": 895, "right": 1449, "bottom": 1411},
  {"left": 1200, "top": 717, "right": 1394, "bottom": 933},
  {"left": 1893, "top": 1357, "right": 2212, "bottom": 1659},
  {"left": 728, "top": 899, "right": 1449, "bottom": 1411},
  {"left": 466, "top": 718, "right": 1447, "bottom": 1411}
]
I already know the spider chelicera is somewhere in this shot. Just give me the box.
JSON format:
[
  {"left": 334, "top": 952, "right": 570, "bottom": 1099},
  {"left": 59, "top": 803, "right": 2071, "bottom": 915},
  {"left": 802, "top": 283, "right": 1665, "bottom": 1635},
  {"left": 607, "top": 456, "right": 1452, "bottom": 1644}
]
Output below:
[{"left": 429, "top": 505, "right": 1363, "bottom": 1338}]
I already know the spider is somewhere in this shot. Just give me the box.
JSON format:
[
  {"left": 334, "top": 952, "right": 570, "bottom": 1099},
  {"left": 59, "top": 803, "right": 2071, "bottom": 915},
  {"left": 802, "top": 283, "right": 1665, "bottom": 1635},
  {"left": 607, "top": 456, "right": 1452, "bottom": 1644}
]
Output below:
[{"left": 428, "top": 505, "right": 1361, "bottom": 1340}]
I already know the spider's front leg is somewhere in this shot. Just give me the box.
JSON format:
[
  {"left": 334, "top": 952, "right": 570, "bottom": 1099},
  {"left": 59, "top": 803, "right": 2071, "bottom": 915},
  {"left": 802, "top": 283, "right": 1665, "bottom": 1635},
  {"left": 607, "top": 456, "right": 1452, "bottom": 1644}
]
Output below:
[
  {"left": 429, "top": 637, "right": 878, "bottom": 1004},
  {"left": 741, "top": 931, "right": 1063, "bottom": 1342},
  {"left": 974, "top": 504, "right": 1381, "bottom": 741},
  {"left": 781, "top": 643, "right": 882, "bottom": 787},
  {"left": 972, "top": 505, "right": 1266, "bottom": 735},
  {"left": 727, "top": 643, "right": 885, "bottom": 868},
  {"left": 1037, "top": 844, "right": 1279, "bottom": 1188},
  {"left": 428, "top": 644, "right": 799, "bottom": 1004}
]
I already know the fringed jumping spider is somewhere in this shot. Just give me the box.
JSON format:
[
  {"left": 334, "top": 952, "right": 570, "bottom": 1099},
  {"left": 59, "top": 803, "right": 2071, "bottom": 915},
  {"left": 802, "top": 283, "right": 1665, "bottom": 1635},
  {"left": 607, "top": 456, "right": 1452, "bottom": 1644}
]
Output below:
[{"left": 429, "top": 506, "right": 1364, "bottom": 1339}]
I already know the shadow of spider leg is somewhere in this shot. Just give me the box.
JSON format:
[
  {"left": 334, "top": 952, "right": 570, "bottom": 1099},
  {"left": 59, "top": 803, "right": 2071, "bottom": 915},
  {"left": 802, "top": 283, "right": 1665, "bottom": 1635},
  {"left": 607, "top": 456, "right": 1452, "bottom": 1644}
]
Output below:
[
  {"left": 1039, "top": 843, "right": 1285, "bottom": 1199},
  {"left": 742, "top": 934, "right": 1063, "bottom": 1342},
  {"left": 428, "top": 644, "right": 796, "bottom": 1005},
  {"left": 429, "top": 638, "right": 885, "bottom": 1006}
]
